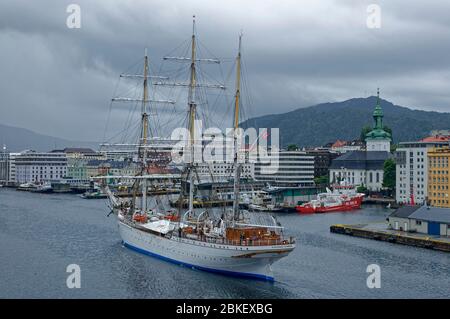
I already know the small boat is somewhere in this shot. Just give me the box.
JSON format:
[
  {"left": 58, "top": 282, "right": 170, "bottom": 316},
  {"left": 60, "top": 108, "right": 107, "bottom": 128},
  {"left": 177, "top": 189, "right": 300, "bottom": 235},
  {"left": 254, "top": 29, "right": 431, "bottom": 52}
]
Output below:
[
  {"left": 241, "top": 190, "right": 282, "bottom": 212},
  {"left": 248, "top": 203, "right": 283, "bottom": 212},
  {"left": 17, "top": 182, "right": 38, "bottom": 191},
  {"left": 80, "top": 190, "right": 108, "bottom": 199},
  {"left": 31, "top": 182, "right": 53, "bottom": 193}
]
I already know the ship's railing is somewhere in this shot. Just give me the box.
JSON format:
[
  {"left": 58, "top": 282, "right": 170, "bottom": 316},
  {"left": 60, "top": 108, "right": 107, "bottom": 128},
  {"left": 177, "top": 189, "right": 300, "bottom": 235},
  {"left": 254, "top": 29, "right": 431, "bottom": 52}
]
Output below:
[{"left": 179, "top": 233, "right": 295, "bottom": 247}]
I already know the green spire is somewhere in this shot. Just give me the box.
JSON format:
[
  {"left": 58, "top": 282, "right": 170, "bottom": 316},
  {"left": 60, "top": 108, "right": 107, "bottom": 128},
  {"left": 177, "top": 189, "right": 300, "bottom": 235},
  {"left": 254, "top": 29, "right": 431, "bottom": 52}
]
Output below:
[
  {"left": 373, "top": 88, "right": 383, "bottom": 129},
  {"left": 365, "top": 88, "right": 391, "bottom": 141}
]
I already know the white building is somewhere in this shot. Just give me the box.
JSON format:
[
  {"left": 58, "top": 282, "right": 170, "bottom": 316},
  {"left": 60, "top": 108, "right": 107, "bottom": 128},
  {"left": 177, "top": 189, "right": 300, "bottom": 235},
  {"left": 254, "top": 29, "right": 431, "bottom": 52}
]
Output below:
[
  {"left": 329, "top": 151, "right": 390, "bottom": 191},
  {"left": 0, "top": 146, "right": 8, "bottom": 182},
  {"left": 15, "top": 151, "right": 67, "bottom": 183},
  {"left": 254, "top": 150, "right": 315, "bottom": 186},
  {"left": 7, "top": 152, "right": 20, "bottom": 183},
  {"left": 394, "top": 140, "right": 449, "bottom": 205},
  {"left": 196, "top": 162, "right": 254, "bottom": 180},
  {"left": 329, "top": 91, "right": 392, "bottom": 191}
]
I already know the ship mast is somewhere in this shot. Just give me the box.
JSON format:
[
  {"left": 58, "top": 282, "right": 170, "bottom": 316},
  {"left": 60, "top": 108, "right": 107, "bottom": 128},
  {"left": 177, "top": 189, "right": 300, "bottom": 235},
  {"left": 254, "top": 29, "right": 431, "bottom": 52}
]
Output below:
[
  {"left": 111, "top": 49, "right": 176, "bottom": 214},
  {"left": 232, "top": 34, "right": 242, "bottom": 220},
  {"left": 141, "top": 48, "right": 150, "bottom": 213},
  {"left": 156, "top": 16, "right": 225, "bottom": 213},
  {"left": 187, "top": 16, "right": 197, "bottom": 213}
]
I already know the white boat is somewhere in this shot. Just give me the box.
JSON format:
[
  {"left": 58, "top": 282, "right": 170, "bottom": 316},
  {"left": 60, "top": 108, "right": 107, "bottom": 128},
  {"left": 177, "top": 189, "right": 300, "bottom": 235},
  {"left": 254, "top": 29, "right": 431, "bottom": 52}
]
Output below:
[
  {"left": 116, "top": 210, "right": 294, "bottom": 280},
  {"left": 101, "top": 22, "right": 295, "bottom": 281},
  {"left": 17, "top": 182, "right": 38, "bottom": 191},
  {"left": 241, "top": 190, "right": 282, "bottom": 212},
  {"left": 31, "top": 182, "right": 53, "bottom": 193}
]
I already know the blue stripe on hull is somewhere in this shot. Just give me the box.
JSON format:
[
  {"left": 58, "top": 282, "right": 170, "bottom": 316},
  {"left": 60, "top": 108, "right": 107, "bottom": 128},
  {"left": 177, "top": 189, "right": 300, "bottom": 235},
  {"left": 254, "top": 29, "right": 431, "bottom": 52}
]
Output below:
[{"left": 122, "top": 241, "right": 274, "bottom": 282}]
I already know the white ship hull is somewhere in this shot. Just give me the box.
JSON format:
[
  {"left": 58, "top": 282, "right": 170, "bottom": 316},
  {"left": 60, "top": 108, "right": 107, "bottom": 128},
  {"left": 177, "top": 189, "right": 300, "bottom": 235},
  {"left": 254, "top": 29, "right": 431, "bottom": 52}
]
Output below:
[{"left": 118, "top": 221, "right": 294, "bottom": 281}]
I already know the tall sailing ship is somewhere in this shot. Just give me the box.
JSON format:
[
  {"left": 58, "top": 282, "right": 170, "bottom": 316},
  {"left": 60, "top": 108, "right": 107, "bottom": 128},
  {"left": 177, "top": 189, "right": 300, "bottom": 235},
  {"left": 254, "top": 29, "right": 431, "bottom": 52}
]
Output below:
[{"left": 100, "top": 18, "right": 295, "bottom": 281}]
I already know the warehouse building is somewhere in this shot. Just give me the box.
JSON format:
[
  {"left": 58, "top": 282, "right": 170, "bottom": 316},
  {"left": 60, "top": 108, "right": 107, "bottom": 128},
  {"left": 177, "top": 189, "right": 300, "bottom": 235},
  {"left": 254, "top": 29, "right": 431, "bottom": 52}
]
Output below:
[{"left": 387, "top": 205, "right": 450, "bottom": 237}]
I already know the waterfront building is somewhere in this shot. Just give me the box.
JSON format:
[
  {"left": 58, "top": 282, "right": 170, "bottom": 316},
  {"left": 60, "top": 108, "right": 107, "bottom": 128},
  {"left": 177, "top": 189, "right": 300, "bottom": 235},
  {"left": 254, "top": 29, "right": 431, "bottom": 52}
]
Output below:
[
  {"left": 67, "top": 159, "right": 88, "bottom": 180},
  {"left": 427, "top": 146, "right": 450, "bottom": 208},
  {"left": 254, "top": 150, "right": 315, "bottom": 187},
  {"left": 7, "top": 152, "right": 20, "bottom": 183},
  {"left": 305, "top": 148, "right": 340, "bottom": 178},
  {"left": 196, "top": 162, "right": 254, "bottom": 180},
  {"left": 0, "top": 145, "right": 8, "bottom": 182},
  {"left": 394, "top": 140, "right": 449, "bottom": 205},
  {"left": 62, "top": 147, "right": 100, "bottom": 159},
  {"left": 329, "top": 151, "right": 391, "bottom": 191},
  {"left": 387, "top": 205, "right": 450, "bottom": 236},
  {"left": 265, "top": 186, "right": 325, "bottom": 207},
  {"left": 329, "top": 91, "right": 391, "bottom": 191},
  {"left": 64, "top": 148, "right": 106, "bottom": 180},
  {"left": 15, "top": 150, "right": 67, "bottom": 183}
]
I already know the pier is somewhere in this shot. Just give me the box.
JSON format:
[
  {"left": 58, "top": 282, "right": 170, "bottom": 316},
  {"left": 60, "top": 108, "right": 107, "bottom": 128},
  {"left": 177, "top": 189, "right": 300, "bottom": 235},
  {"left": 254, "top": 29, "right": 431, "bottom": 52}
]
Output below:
[
  {"left": 330, "top": 223, "right": 450, "bottom": 252},
  {"left": 362, "top": 196, "right": 397, "bottom": 206}
]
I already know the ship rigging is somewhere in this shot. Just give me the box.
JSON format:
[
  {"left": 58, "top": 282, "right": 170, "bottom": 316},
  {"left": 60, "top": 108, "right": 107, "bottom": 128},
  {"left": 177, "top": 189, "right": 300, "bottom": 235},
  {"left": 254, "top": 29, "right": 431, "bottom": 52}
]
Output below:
[{"left": 98, "top": 17, "right": 296, "bottom": 281}]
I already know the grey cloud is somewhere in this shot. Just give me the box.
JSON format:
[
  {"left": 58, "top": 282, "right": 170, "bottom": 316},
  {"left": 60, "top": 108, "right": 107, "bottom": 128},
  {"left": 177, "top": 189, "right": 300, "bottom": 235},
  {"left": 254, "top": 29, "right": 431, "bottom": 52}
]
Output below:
[{"left": 1, "top": 0, "right": 450, "bottom": 142}]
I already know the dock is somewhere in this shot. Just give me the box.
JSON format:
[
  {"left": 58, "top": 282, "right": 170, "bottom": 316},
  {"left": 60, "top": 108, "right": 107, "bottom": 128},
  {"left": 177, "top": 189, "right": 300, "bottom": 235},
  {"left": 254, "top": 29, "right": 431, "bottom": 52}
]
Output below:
[
  {"left": 362, "top": 197, "right": 396, "bottom": 205},
  {"left": 330, "top": 223, "right": 450, "bottom": 252}
]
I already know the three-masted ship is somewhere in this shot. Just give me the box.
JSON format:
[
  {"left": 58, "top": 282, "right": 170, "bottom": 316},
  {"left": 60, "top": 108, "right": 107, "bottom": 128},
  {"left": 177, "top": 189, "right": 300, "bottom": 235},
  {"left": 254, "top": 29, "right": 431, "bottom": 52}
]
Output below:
[{"left": 101, "top": 19, "right": 295, "bottom": 281}]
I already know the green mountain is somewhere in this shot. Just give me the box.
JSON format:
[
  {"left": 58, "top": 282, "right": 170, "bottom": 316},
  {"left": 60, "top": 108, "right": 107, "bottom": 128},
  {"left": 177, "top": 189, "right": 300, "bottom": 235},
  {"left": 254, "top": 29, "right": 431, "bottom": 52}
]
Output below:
[{"left": 241, "top": 96, "right": 450, "bottom": 147}]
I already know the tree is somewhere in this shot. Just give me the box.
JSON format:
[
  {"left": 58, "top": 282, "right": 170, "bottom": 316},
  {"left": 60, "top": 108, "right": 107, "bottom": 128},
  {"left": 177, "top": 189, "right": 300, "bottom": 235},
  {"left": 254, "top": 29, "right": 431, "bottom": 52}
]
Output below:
[
  {"left": 382, "top": 158, "right": 396, "bottom": 190},
  {"left": 390, "top": 143, "right": 398, "bottom": 152},
  {"left": 314, "top": 175, "right": 329, "bottom": 186},
  {"left": 287, "top": 144, "right": 299, "bottom": 151}
]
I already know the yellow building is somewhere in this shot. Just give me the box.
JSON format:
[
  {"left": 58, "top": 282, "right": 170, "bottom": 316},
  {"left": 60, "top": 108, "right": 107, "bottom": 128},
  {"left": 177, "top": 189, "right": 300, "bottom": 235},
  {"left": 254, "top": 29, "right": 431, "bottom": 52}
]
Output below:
[{"left": 427, "top": 146, "right": 450, "bottom": 207}]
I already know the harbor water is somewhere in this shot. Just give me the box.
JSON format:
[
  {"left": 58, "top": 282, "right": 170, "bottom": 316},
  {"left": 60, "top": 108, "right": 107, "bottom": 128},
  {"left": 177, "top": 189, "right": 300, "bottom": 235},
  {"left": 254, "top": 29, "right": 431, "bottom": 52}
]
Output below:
[{"left": 0, "top": 188, "right": 448, "bottom": 298}]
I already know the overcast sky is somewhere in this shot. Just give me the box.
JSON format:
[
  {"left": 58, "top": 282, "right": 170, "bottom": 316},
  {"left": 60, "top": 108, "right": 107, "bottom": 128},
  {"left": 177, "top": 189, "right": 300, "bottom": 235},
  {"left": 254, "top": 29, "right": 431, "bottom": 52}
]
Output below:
[{"left": 1, "top": 0, "right": 450, "bottom": 141}]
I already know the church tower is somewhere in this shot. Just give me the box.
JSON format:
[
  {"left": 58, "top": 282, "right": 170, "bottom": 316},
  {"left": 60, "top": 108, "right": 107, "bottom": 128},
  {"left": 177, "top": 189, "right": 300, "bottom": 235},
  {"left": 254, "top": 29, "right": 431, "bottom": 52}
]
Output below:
[{"left": 365, "top": 89, "right": 391, "bottom": 152}]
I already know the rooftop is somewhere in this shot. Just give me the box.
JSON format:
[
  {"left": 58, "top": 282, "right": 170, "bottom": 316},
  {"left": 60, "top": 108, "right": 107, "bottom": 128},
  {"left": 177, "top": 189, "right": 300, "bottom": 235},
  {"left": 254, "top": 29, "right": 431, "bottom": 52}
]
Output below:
[
  {"left": 409, "top": 206, "right": 450, "bottom": 224},
  {"left": 330, "top": 150, "right": 391, "bottom": 170},
  {"left": 63, "top": 147, "right": 97, "bottom": 154},
  {"left": 420, "top": 135, "right": 450, "bottom": 142},
  {"left": 389, "top": 205, "right": 450, "bottom": 224}
]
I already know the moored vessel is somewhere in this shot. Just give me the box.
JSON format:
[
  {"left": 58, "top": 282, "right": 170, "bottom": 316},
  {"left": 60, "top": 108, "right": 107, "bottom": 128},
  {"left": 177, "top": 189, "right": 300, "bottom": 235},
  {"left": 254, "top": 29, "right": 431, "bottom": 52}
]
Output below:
[{"left": 296, "top": 184, "right": 364, "bottom": 214}]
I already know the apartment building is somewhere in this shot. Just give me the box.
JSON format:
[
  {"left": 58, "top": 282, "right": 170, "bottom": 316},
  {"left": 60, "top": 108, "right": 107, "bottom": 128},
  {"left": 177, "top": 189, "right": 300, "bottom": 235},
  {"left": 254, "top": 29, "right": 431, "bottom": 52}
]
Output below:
[
  {"left": 395, "top": 140, "right": 448, "bottom": 205},
  {"left": 427, "top": 146, "right": 450, "bottom": 207}
]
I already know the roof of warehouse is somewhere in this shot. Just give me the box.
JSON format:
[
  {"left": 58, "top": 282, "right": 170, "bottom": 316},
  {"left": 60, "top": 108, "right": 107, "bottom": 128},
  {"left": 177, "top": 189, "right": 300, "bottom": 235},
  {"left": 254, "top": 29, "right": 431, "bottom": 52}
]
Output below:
[
  {"left": 409, "top": 206, "right": 450, "bottom": 224},
  {"left": 389, "top": 205, "right": 421, "bottom": 219}
]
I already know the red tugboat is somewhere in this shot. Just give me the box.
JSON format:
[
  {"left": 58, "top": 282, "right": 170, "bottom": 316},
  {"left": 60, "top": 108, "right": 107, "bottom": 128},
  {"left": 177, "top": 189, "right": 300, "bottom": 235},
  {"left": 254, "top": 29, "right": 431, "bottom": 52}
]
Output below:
[{"left": 296, "top": 185, "right": 365, "bottom": 214}]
